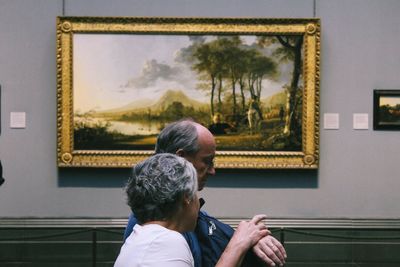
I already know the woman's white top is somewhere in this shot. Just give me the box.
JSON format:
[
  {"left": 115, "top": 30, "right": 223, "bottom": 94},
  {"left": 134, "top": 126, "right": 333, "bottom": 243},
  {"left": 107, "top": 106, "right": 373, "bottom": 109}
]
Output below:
[{"left": 114, "top": 223, "right": 194, "bottom": 267}]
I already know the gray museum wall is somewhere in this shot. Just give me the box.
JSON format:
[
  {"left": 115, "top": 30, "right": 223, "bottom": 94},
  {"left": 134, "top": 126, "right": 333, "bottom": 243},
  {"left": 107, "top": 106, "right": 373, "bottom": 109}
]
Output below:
[{"left": 0, "top": 0, "right": 399, "bottom": 219}]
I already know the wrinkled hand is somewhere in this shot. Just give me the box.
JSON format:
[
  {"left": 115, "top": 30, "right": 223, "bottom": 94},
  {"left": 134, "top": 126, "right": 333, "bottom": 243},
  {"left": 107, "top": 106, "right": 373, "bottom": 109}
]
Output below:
[
  {"left": 232, "top": 214, "right": 270, "bottom": 250},
  {"left": 217, "top": 215, "right": 271, "bottom": 267},
  {"left": 252, "top": 235, "right": 287, "bottom": 266}
]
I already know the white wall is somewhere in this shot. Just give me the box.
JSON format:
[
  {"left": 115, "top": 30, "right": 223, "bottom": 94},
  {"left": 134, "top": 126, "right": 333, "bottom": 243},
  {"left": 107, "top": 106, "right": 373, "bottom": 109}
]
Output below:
[{"left": 0, "top": 0, "right": 400, "bottom": 219}]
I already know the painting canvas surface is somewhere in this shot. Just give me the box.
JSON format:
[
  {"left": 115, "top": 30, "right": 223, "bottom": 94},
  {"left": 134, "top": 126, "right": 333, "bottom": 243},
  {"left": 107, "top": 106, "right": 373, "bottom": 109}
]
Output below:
[
  {"left": 73, "top": 34, "right": 303, "bottom": 152},
  {"left": 378, "top": 96, "right": 400, "bottom": 126}
]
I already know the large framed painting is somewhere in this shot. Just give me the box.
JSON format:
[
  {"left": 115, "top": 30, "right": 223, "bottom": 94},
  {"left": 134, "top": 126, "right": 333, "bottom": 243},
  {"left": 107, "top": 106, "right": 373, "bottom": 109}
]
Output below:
[
  {"left": 57, "top": 17, "right": 320, "bottom": 168},
  {"left": 373, "top": 89, "right": 400, "bottom": 130}
]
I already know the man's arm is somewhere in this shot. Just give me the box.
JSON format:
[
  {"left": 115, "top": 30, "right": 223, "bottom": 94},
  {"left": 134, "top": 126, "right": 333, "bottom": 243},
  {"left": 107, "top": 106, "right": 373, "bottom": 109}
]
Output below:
[
  {"left": 215, "top": 215, "right": 269, "bottom": 267},
  {"left": 195, "top": 209, "right": 286, "bottom": 267}
]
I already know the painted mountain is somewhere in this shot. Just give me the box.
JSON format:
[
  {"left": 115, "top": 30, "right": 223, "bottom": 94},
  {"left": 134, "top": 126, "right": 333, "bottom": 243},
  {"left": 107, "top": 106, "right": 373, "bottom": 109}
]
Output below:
[
  {"left": 95, "top": 89, "right": 207, "bottom": 117},
  {"left": 151, "top": 89, "right": 206, "bottom": 111}
]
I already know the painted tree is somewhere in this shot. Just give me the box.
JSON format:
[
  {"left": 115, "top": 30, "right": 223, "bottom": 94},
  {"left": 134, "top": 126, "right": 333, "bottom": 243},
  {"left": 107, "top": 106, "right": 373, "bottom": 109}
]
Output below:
[
  {"left": 215, "top": 37, "right": 245, "bottom": 122},
  {"left": 191, "top": 43, "right": 218, "bottom": 117},
  {"left": 192, "top": 36, "right": 277, "bottom": 127},
  {"left": 258, "top": 35, "right": 303, "bottom": 140},
  {"left": 192, "top": 40, "right": 227, "bottom": 117},
  {"left": 244, "top": 49, "right": 277, "bottom": 121}
]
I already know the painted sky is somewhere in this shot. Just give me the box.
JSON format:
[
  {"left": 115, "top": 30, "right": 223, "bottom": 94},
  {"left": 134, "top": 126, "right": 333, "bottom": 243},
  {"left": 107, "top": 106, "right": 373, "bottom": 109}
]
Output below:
[
  {"left": 73, "top": 34, "right": 287, "bottom": 113},
  {"left": 380, "top": 96, "right": 400, "bottom": 107}
]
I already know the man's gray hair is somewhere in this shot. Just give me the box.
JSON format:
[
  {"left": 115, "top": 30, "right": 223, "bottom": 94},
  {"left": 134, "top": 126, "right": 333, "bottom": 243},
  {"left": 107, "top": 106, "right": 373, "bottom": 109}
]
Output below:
[
  {"left": 155, "top": 119, "right": 200, "bottom": 155},
  {"left": 126, "top": 153, "right": 198, "bottom": 224}
]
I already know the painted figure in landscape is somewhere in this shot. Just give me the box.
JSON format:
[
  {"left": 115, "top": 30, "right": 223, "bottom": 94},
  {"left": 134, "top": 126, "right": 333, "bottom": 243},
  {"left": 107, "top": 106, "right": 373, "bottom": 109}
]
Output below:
[{"left": 73, "top": 34, "right": 304, "bottom": 152}]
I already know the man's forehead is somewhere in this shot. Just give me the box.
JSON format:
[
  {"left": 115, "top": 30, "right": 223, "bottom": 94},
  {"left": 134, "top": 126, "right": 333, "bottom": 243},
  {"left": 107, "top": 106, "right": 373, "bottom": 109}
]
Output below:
[
  {"left": 197, "top": 132, "right": 216, "bottom": 148},
  {"left": 197, "top": 136, "right": 215, "bottom": 152}
]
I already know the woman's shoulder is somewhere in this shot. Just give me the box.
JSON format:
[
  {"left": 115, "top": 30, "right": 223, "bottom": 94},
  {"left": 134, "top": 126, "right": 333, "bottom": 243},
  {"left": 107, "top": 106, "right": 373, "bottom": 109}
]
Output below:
[
  {"left": 142, "top": 224, "right": 194, "bottom": 266},
  {"left": 143, "top": 224, "right": 187, "bottom": 243},
  {"left": 116, "top": 224, "right": 194, "bottom": 267}
]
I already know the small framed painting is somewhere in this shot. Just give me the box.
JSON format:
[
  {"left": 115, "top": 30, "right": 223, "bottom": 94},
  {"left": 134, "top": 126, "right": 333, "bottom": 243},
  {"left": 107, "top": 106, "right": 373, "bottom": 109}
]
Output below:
[{"left": 373, "top": 89, "right": 400, "bottom": 130}]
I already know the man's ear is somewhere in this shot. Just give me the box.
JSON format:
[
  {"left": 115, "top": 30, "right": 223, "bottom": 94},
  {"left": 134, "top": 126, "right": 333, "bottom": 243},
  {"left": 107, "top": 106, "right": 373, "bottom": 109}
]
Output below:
[
  {"left": 182, "top": 194, "right": 191, "bottom": 206},
  {"left": 176, "top": 149, "right": 185, "bottom": 157}
]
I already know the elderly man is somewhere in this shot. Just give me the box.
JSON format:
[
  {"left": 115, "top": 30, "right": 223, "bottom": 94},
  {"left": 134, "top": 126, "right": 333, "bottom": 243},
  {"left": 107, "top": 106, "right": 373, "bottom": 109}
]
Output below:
[{"left": 124, "top": 119, "right": 286, "bottom": 267}]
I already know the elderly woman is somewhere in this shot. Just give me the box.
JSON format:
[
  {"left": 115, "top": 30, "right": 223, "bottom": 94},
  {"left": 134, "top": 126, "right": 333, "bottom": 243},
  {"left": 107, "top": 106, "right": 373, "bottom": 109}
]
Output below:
[{"left": 114, "top": 153, "right": 269, "bottom": 267}]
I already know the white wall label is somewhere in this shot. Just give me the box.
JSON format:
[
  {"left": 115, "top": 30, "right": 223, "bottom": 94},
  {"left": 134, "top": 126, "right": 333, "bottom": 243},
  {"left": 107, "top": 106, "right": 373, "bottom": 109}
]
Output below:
[
  {"left": 10, "top": 112, "right": 26, "bottom": 128},
  {"left": 353, "top": 113, "right": 368, "bottom": 130},
  {"left": 324, "top": 113, "right": 339, "bottom": 129}
]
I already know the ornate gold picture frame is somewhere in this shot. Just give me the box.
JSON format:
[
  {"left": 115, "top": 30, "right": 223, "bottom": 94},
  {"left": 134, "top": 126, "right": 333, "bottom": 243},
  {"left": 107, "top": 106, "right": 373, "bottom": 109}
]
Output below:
[{"left": 57, "top": 17, "right": 320, "bottom": 168}]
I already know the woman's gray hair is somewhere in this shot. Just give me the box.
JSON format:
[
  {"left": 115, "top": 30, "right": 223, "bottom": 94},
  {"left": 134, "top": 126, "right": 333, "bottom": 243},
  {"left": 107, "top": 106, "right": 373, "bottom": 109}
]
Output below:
[
  {"left": 126, "top": 153, "right": 198, "bottom": 224},
  {"left": 155, "top": 119, "right": 200, "bottom": 155}
]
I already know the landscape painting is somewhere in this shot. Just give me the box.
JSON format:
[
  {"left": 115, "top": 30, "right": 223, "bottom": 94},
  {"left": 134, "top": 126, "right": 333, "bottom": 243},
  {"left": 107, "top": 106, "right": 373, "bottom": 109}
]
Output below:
[
  {"left": 74, "top": 34, "right": 302, "bottom": 151},
  {"left": 57, "top": 17, "right": 320, "bottom": 168}
]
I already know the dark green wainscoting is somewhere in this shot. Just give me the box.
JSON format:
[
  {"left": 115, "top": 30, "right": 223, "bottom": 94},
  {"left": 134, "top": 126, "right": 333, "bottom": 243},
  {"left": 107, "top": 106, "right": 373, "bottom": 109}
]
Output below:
[{"left": 1, "top": 218, "right": 400, "bottom": 267}]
